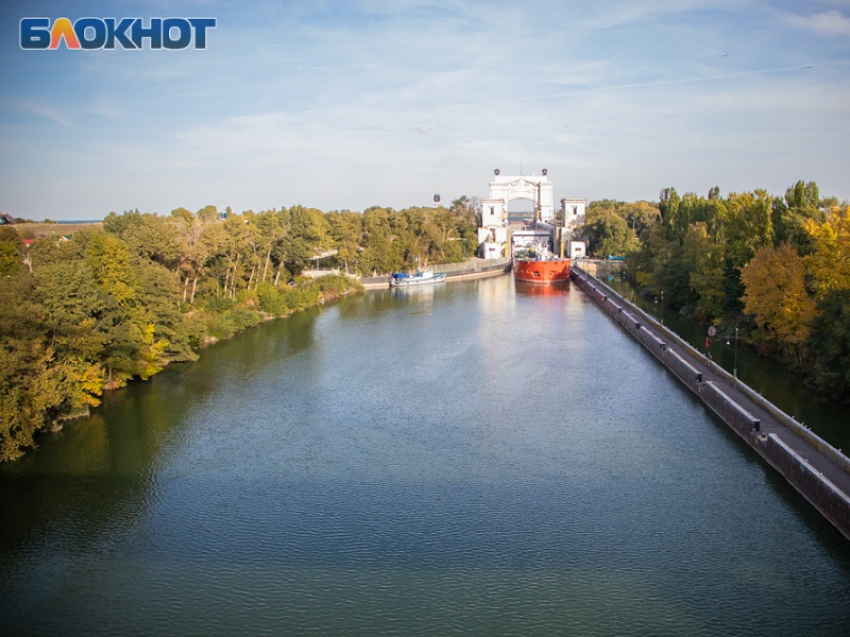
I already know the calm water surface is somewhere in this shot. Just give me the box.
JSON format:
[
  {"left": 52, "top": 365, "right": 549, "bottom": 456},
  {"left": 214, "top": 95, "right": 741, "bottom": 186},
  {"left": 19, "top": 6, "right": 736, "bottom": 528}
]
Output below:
[
  {"left": 1, "top": 276, "right": 849, "bottom": 636},
  {"left": 603, "top": 274, "right": 850, "bottom": 450}
]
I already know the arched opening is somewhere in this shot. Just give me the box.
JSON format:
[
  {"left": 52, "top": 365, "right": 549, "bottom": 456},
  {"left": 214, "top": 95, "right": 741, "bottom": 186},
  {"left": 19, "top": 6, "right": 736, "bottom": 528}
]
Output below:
[{"left": 507, "top": 198, "right": 535, "bottom": 224}]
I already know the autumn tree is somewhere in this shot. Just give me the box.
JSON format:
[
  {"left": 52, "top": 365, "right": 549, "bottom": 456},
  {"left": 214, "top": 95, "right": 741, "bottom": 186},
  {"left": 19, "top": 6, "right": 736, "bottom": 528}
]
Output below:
[
  {"left": 804, "top": 205, "right": 850, "bottom": 299},
  {"left": 741, "top": 244, "right": 816, "bottom": 362}
]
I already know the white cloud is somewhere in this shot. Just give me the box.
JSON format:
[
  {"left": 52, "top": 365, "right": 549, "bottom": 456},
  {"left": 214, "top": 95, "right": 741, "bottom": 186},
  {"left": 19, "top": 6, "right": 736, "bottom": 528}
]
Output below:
[
  {"left": 22, "top": 101, "right": 71, "bottom": 126},
  {"left": 780, "top": 9, "right": 850, "bottom": 36}
]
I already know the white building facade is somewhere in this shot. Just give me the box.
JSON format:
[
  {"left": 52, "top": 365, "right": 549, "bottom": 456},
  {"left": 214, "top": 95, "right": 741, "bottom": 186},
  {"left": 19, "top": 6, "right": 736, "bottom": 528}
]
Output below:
[{"left": 477, "top": 170, "right": 586, "bottom": 259}]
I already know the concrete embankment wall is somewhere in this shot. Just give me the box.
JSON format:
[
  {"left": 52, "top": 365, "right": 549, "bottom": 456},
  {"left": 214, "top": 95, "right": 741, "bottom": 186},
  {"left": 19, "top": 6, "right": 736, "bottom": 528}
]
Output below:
[
  {"left": 573, "top": 258, "right": 625, "bottom": 277},
  {"left": 360, "top": 257, "right": 511, "bottom": 289},
  {"left": 756, "top": 434, "right": 850, "bottom": 536},
  {"left": 572, "top": 266, "right": 850, "bottom": 541}
]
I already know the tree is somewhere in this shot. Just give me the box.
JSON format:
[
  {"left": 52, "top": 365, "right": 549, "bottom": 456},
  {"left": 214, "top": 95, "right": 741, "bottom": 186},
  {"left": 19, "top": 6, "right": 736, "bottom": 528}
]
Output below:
[
  {"left": 278, "top": 206, "right": 330, "bottom": 275},
  {"left": 804, "top": 206, "right": 850, "bottom": 299},
  {"left": 621, "top": 201, "right": 661, "bottom": 238},
  {"left": 724, "top": 190, "right": 774, "bottom": 268},
  {"left": 580, "top": 207, "right": 638, "bottom": 257},
  {"left": 104, "top": 211, "right": 181, "bottom": 270},
  {"left": 86, "top": 232, "right": 137, "bottom": 307},
  {"left": 171, "top": 207, "right": 215, "bottom": 304},
  {"left": 785, "top": 180, "right": 820, "bottom": 210},
  {"left": 807, "top": 289, "right": 850, "bottom": 401},
  {"left": 359, "top": 207, "right": 398, "bottom": 275},
  {"left": 131, "top": 260, "right": 196, "bottom": 362},
  {"left": 683, "top": 223, "right": 725, "bottom": 320},
  {"left": 772, "top": 181, "right": 826, "bottom": 254},
  {"left": 741, "top": 244, "right": 816, "bottom": 362},
  {"left": 0, "top": 227, "right": 25, "bottom": 276},
  {"left": 327, "top": 210, "right": 363, "bottom": 274},
  {"left": 659, "top": 187, "right": 681, "bottom": 238},
  {"left": 0, "top": 272, "right": 52, "bottom": 460}
]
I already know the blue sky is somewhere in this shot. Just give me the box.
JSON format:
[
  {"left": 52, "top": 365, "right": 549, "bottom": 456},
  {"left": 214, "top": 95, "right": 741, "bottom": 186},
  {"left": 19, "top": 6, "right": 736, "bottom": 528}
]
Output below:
[{"left": 2, "top": 1, "right": 849, "bottom": 220}]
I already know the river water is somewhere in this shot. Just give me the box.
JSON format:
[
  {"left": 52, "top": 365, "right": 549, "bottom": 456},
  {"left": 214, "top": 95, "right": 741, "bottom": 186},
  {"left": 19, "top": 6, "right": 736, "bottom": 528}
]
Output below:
[
  {"left": 602, "top": 274, "right": 850, "bottom": 451},
  {"left": 1, "top": 277, "right": 849, "bottom": 636}
]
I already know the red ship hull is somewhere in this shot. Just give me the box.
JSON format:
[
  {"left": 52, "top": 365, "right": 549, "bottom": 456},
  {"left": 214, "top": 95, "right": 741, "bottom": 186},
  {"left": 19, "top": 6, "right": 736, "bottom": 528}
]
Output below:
[{"left": 513, "top": 257, "right": 570, "bottom": 283}]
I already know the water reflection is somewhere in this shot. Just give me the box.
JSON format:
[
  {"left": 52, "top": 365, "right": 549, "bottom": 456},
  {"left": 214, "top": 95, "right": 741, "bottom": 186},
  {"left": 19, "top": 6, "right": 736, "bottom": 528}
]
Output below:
[
  {"left": 514, "top": 279, "right": 571, "bottom": 296},
  {"left": 602, "top": 274, "right": 850, "bottom": 449}
]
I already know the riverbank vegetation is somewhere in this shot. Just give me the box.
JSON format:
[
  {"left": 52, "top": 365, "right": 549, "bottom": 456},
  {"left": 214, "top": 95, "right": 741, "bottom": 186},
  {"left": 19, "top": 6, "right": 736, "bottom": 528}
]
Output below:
[
  {"left": 578, "top": 181, "right": 849, "bottom": 403},
  {"left": 0, "top": 199, "right": 480, "bottom": 461},
  {"left": 3, "top": 186, "right": 846, "bottom": 460}
]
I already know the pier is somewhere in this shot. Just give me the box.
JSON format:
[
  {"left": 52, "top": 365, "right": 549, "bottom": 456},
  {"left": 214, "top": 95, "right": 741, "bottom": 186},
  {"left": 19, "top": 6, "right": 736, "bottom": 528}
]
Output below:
[{"left": 572, "top": 265, "right": 850, "bottom": 542}]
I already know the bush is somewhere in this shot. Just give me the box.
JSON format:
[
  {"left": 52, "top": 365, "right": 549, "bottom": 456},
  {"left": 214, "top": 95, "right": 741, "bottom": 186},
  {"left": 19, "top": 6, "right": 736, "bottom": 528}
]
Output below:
[{"left": 257, "top": 283, "right": 290, "bottom": 315}]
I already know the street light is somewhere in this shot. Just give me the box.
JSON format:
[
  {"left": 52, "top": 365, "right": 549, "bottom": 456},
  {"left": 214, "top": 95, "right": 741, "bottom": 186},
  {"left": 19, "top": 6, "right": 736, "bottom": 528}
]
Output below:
[
  {"left": 661, "top": 290, "right": 664, "bottom": 326},
  {"left": 734, "top": 326, "right": 739, "bottom": 379}
]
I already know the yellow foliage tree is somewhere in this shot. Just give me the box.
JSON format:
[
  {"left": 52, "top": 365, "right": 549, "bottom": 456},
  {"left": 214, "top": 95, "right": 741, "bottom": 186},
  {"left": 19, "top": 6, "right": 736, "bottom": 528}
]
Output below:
[
  {"left": 138, "top": 324, "right": 170, "bottom": 380},
  {"left": 805, "top": 206, "right": 850, "bottom": 299},
  {"left": 741, "top": 243, "right": 816, "bottom": 362}
]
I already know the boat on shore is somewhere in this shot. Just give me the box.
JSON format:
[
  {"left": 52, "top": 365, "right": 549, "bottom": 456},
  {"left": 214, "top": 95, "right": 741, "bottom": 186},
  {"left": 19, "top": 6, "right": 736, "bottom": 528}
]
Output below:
[
  {"left": 390, "top": 269, "right": 447, "bottom": 288},
  {"left": 512, "top": 244, "right": 570, "bottom": 284}
]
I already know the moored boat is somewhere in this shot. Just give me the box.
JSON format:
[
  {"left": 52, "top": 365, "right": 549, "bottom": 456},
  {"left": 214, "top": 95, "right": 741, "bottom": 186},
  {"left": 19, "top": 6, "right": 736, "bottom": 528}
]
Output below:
[
  {"left": 390, "top": 269, "right": 447, "bottom": 287},
  {"left": 512, "top": 245, "right": 570, "bottom": 284}
]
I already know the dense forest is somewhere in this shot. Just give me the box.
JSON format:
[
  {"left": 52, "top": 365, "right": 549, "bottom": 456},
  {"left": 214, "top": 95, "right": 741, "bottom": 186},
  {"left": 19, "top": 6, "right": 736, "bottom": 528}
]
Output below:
[
  {"left": 0, "top": 199, "right": 480, "bottom": 461},
  {"left": 577, "top": 181, "right": 849, "bottom": 405}
]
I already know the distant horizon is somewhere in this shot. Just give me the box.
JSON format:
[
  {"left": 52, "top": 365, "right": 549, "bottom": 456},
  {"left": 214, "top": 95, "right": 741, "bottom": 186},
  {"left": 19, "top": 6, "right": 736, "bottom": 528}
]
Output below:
[{"left": 7, "top": 177, "right": 848, "bottom": 224}]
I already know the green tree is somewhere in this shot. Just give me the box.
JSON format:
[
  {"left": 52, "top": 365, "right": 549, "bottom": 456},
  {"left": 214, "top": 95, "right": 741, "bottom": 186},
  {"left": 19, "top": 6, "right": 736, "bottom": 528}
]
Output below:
[
  {"left": 659, "top": 187, "right": 681, "bottom": 238},
  {"left": 682, "top": 223, "right": 725, "bottom": 320},
  {"left": 724, "top": 190, "right": 774, "bottom": 267},
  {"left": 620, "top": 201, "right": 661, "bottom": 238},
  {"left": 0, "top": 273, "right": 51, "bottom": 460},
  {"left": 359, "top": 207, "right": 397, "bottom": 275},
  {"left": 0, "top": 227, "right": 25, "bottom": 276},
  {"left": 276, "top": 206, "right": 330, "bottom": 275},
  {"left": 772, "top": 180, "right": 825, "bottom": 253},
  {"left": 785, "top": 180, "right": 820, "bottom": 210},
  {"left": 171, "top": 207, "right": 215, "bottom": 304},
  {"left": 580, "top": 207, "right": 638, "bottom": 257},
  {"left": 104, "top": 211, "right": 181, "bottom": 270},
  {"left": 327, "top": 210, "right": 363, "bottom": 274},
  {"left": 807, "top": 289, "right": 850, "bottom": 401}
]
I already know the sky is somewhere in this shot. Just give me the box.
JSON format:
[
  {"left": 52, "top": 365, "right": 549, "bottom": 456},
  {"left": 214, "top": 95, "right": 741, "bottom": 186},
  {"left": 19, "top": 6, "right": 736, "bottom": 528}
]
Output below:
[{"left": 1, "top": 1, "right": 849, "bottom": 220}]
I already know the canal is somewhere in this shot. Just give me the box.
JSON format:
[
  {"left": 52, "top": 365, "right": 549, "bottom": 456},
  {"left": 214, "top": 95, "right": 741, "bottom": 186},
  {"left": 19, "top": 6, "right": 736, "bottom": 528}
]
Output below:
[
  {"left": 601, "top": 272, "right": 850, "bottom": 451},
  {"left": 1, "top": 276, "right": 849, "bottom": 636}
]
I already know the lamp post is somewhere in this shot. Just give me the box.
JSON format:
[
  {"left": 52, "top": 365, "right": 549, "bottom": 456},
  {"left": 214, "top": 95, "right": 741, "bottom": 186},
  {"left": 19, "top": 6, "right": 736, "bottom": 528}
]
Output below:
[
  {"left": 661, "top": 290, "right": 664, "bottom": 326},
  {"left": 733, "top": 326, "right": 739, "bottom": 380}
]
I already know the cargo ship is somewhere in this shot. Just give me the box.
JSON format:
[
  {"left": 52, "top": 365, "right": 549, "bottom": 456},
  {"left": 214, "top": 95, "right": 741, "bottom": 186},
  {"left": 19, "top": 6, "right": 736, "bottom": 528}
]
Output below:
[{"left": 512, "top": 243, "right": 570, "bottom": 284}]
